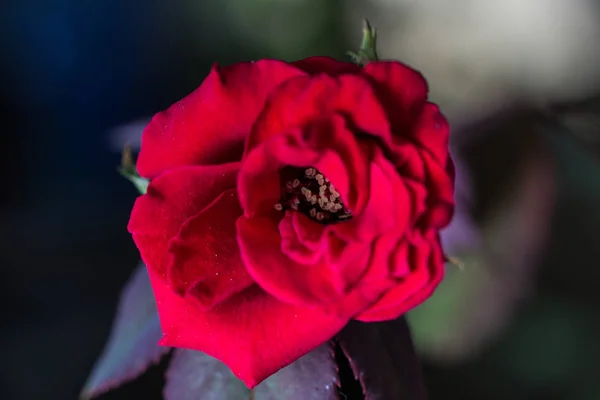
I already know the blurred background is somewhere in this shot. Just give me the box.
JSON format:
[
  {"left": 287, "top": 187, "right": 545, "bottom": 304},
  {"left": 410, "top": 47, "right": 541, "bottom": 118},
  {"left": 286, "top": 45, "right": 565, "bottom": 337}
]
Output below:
[{"left": 2, "top": 0, "right": 600, "bottom": 399}]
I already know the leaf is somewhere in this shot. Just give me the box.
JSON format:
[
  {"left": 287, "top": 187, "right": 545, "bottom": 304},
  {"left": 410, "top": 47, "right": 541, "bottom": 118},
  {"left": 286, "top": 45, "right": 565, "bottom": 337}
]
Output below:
[
  {"left": 81, "top": 264, "right": 169, "bottom": 399},
  {"left": 164, "top": 349, "right": 250, "bottom": 400},
  {"left": 337, "top": 318, "right": 426, "bottom": 400},
  {"left": 164, "top": 343, "right": 339, "bottom": 400},
  {"left": 253, "top": 342, "right": 338, "bottom": 400}
]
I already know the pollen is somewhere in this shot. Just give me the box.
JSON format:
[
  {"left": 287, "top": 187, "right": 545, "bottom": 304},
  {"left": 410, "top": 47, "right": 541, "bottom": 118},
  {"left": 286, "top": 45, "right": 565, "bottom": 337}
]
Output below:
[{"left": 276, "top": 166, "right": 352, "bottom": 224}]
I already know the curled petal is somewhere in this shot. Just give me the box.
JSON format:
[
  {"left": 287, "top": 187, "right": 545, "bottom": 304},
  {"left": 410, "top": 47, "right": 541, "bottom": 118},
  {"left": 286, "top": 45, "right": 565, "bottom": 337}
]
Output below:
[
  {"left": 278, "top": 212, "right": 323, "bottom": 265},
  {"left": 393, "top": 140, "right": 454, "bottom": 230},
  {"left": 329, "top": 233, "right": 400, "bottom": 318},
  {"left": 356, "top": 234, "right": 445, "bottom": 322},
  {"left": 363, "top": 62, "right": 452, "bottom": 170},
  {"left": 291, "top": 211, "right": 325, "bottom": 252}
]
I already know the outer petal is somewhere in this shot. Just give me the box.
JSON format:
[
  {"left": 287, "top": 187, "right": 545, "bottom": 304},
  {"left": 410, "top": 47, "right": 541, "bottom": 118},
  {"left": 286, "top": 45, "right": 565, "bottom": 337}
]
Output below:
[
  {"left": 362, "top": 60, "right": 428, "bottom": 129},
  {"left": 128, "top": 163, "right": 239, "bottom": 280},
  {"left": 418, "top": 151, "right": 455, "bottom": 229},
  {"left": 137, "top": 60, "right": 306, "bottom": 178},
  {"left": 394, "top": 139, "right": 454, "bottom": 230},
  {"left": 149, "top": 271, "right": 348, "bottom": 388},
  {"left": 168, "top": 189, "right": 254, "bottom": 309},
  {"left": 363, "top": 62, "right": 452, "bottom": 168},
  {"left": 355, "top": 234, "right": 445, "bottom": 322},
  {"left": 292, "top": 56, "right": 361, "bottom": 75},
  {"left": 410, "top": 102, "right": 452, "bottom": 166}
]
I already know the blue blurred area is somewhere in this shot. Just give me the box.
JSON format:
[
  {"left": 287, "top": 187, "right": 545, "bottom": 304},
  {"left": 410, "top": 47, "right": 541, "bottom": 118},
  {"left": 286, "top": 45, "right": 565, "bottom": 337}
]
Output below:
[
  {"left": 3, "top": 1, "right": 169, "bottom": 179},
  {"left": 0, "top": 2, "right": 202, "bottom": 398}
]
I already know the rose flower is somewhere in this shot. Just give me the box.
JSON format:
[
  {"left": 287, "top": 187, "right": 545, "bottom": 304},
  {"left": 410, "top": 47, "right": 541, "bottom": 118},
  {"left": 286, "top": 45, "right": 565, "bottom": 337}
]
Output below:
[{"left": 128, "top": 57, "right": 454, "bottom": 387}]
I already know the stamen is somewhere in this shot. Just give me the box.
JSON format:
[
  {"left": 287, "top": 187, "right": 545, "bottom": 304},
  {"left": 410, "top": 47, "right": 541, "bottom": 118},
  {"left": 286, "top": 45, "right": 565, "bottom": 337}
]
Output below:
[{"left": 276, "top": 166, "right": 352, "bottom": 224}]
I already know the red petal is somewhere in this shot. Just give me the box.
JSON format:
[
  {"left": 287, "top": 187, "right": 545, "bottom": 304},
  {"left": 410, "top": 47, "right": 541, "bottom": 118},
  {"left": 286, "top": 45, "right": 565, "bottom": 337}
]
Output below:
[
  {"left": 290, "top": 211, "right": 325, "bottom": 252},
  {"left": 391, "top": 136, "right": 454, "bottom": 231},
  {"left": 168, "top": 189, "right": 254, "bottom": 309},
  {"left": 363, "top": 62, "right": 451, "bottom": 166},
  {"left": 137, "top": 60, "right": 305, "bottom": 178},
  {"left": 237, "top": 215, "right": 343, "bottom": 307},
  {"left": 329, "top": 233, "right": 400, "bottom": 318},
  {"left": 362, "top": 61, "right": 428, "bottom": 127},
  {"left": 412, "top": 102, "right": 452, "bottom": 166},
  {"left": 355, "top": 234, "right": 445, "bottom": 322},
  {"left": 419, "top": 152, "right": 455, "bottom": 229},
  {"left": 339, "top": 149, "right": 412, "bottom": 241},
  {"left": 278, "top": 211, "right": 324, "bottom": 265},
  {"left": 395, "top": 140, "right": 454, "bottom": 230},
  {"left": 149, "top": 272, "right": 348, "bottom": 388},
  {"left": 238, "top": 212, "right": 386, "bottom": 319},
  {"left": 292, "top": 56, "right": 361, "bottom": 75},
  {"left": 128, "top": 163, "right": 239, "bottom": 280},
  {"left": 245, "top": 73, "right": 391, "bottom": 159}
]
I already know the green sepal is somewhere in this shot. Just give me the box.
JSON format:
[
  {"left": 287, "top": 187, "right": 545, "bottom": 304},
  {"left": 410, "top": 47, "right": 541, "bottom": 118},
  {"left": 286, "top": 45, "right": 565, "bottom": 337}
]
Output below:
[
  {"left": 118, "top": 145, "right": 149, "bottom": 195},
  {"left": 347, "top": 19, "right": 379, "bottom": 66}
]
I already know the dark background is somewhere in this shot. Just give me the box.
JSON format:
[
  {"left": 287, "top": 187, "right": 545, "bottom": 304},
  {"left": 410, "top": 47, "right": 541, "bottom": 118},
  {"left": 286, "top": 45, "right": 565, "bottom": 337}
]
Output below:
[{"left": 2, "top": 1, "right": 600, "bottom": 399}]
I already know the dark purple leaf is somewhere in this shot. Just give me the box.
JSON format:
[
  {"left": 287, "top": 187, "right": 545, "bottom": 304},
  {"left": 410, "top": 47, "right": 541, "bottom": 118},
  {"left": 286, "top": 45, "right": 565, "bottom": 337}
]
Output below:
[
  {"left": 164, "top": 349, "right": 250, "bottom": 400},
  {"left": 165, "top": 343, "right": 339, "bottom": 400},
  {"left": 81, "top": 264, "right": 169, "bottom": 399},
  {"left": 337, "top": 317, "right": 426, "bottom": 400},
  {"left": 253, "top": 342, "right": 339, "bottom": 400}
]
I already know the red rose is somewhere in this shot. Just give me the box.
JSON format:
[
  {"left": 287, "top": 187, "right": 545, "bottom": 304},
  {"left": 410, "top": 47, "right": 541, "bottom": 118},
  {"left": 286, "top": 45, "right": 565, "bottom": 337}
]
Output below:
[{"left": 128, "top": 57, "right": 454, "bottom": 387}]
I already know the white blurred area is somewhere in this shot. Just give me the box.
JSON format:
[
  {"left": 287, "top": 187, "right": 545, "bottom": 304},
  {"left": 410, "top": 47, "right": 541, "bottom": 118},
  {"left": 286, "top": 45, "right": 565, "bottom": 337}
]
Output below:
[{"left": 347, "top": 0, "right": 600, "bottom": 127}]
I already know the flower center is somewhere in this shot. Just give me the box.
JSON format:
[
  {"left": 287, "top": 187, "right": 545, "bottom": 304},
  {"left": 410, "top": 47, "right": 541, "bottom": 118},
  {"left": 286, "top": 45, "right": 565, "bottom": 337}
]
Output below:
[{"left": 275, "top": 167, "right": 352, "bottom": 224}]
